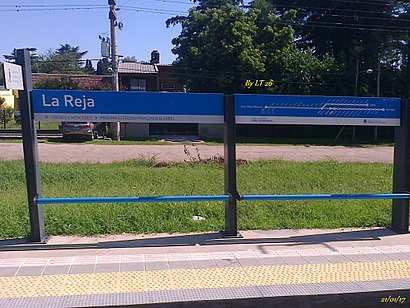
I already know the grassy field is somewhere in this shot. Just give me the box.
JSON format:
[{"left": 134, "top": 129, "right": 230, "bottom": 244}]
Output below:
[
  {"left": 0, "top": 159, "right": 395, "bottom": 239},
  {"left": 1, "top": 120, "right": 60, "bottom": 130}
]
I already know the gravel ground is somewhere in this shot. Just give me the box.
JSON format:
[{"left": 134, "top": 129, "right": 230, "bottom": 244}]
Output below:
[{"left": 0, "top": 143, "right": 394, "bottom": 163}]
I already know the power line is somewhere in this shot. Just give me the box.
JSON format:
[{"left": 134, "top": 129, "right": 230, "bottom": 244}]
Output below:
[
  {"left": 246, "top": 2, "right": 408, "bottom": 18},
  {"left": 293, "top": 10, "right": 410, "bottom": 24},
  {"left": 1, "top": 2, "right": 407, "bottom": 33},
  {"left": 0, "top": 4, "right": 103, "bottom": 7},
  {"left": 0, "top": 7, "right": 107, "bottom": 12},
  {"left": 121, "top": 5, "right": 187, "bottom": 14}
]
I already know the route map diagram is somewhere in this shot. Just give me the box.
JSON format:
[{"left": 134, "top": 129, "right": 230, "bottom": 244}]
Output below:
[{"left": 235, "top": 95, "right": 401, "bottom": 126}]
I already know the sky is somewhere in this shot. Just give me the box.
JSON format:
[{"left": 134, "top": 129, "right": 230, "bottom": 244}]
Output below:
[{"left": 0, "top": 0, "right": 196, "bottom": 65}]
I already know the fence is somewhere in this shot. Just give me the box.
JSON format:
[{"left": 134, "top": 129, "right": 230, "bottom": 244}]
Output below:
[{"left": 15, "top": 49, "right": 410, "bottom": 243}]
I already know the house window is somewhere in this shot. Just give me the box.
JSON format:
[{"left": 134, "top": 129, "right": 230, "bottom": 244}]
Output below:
[
  {"left": 161, "top": 83, "right": 176, "bottom": 90},
  {"left": 130, "top": 79, "right": 146, "bottom": 91}
]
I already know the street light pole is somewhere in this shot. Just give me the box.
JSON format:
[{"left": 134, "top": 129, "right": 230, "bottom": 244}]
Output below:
[
  {"left": 374, "top": 58, "right": 381, "bottom": 142},
  {"left": 354, "top": 59, "right": 360, "bottom": 97},
  {"left": 353, "top": 59, "right": 373, "bottom": 143},
  {"left": 377, "top": 58, "right": 381, "bottom": 97},
  {"left": 354, "top": 65, "right": 373, "bottom": 97},
  {"left": 109, "top": 0, "right": 120, "bottom": 140}
]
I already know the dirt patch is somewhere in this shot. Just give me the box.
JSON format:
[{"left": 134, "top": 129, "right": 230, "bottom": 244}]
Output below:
[{"left": 0, "top": 143, "right": 394, "bottom": 164}]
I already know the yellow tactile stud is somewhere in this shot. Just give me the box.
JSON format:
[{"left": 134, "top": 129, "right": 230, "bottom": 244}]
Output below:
[{"left": 1, "top": 260, "right": 410, "bottom": 299}]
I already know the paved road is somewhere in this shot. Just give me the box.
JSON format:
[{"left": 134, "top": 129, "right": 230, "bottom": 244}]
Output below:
[{"left": 0, "top": 143, "right": 394, "bottom": 163}]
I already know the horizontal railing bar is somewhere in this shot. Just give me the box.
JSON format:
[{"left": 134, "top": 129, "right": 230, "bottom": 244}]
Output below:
[
  {"left": 36, "top": 193, "right": 410, "bottom": 205},
  {"left": 241, "top": 193, "right": 410, "bottom": 201},
  {"left": 36, "top": 195, "right": 230, "bottom": 205}
]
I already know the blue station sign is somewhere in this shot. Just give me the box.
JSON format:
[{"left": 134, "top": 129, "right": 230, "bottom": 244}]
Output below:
[
  {"left": 32, "top": 90, "right": 225, "bottom": 124},
  {"left": 32, "top": 90, "right": 402, "bottom": 127},
  {"left": 235, "top": 94, "right": 401, "bottom": 126}
]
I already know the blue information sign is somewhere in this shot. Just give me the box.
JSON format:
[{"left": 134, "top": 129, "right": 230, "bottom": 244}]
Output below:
[
  {"left": 32, "top": 90, "right": 225, "bottom": 124},
  {"left": 235, "top": 94, "right": 401, "bottom": 126}
]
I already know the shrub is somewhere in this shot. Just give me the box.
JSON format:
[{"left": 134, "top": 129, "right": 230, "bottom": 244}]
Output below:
[{"left": 1, "top": 96, "right": 14, "bottom": 127}]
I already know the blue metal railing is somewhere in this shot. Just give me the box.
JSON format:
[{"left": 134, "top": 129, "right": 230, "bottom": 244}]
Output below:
[
  {"left": 35, "top": 193, "right": 409, "bottom": 205},
  {"left": 36, "top": 195, "right": 230, "bottom": 205},
  {"left": 241, "top": 193, "right": 410, "bottom": 201}
]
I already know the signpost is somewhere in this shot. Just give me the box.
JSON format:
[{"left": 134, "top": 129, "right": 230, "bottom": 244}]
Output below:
[
  {"left": 235, "top": 94, "right": 401, "bottom": 126},
  {"left": 3, "top": 62, "right": 24, "bottom": 90},
  {"left": 16, "top": 49, "right": 47, "bottom": 243}
]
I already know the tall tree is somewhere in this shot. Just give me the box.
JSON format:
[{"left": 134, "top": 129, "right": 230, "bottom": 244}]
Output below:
[
  {"left": 267, "top": 0, "right": 410, "bottom": 96},
  {"left": 167, "top": 0, "right": 264, "bottom": 93},
  {"left": 33, "top": 44, "right": 89, "bottom": 74},
  {"left": 167, "top": 0, "right": 335, "bottom": 94},
  {"left": 56, "top": 44, "right": 88, "bottom": 60},
  {"left": 84, "top": 59, "right": 94, "bottom": 74},
  {"left": 250, "top": 0, "right": 336, "bottom": 94},
  {"left": 268, "top": 0, "right": 397, "bottom": 60},
  {"left": 96, "top": 58, "right": 111, "bottom": 75},
  {"left": 3, "top": 48, "right": 37, "bottom": 62}
]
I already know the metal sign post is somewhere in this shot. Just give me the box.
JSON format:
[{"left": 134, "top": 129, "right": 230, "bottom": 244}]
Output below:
[
  {"left": 392, "top": 99, "right": 410, "bottom": 233},
  {"left": 15, "top": 49, "right": 47, "bottom": 243},
  {"left": 223, "top": 95, "right": 240, "bottom": 237}
]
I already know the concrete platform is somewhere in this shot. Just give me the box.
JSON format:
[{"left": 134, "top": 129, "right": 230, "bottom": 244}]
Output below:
[{"left": 1, "top": 228, "right": 410, "bottom": 307}]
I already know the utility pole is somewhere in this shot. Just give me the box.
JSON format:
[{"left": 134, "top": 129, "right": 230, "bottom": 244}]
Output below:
[
  {"left": 375, "top": 58, "right": 381, "bottom": 142},
  {"left": 376, "top": 58, "right": 381, "bottom": 97},
  {"left": 353, "top": 58, "right": 359, "bottom": 143},
  {"left": 109, "top": 0, "right": 120, "bottom": 140}
]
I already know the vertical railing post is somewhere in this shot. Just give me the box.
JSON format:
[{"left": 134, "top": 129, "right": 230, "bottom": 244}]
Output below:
[
  {"left": 392, "top": 99, "right": 410, "bottom": 233},
  {"left": 223, "top": 94, "right": 239, "bottom": 237},
  {"left": 16, "top": 49, "right": 47, "bottom": 243}
]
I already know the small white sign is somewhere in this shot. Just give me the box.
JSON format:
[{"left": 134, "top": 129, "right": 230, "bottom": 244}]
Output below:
[{"left": 3, "top": 62, "right": 24, "bottom": 90}]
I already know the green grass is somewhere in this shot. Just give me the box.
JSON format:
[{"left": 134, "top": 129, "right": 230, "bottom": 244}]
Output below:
[
  {"left": 0, "top": 159, "right": 397, "bottom": 239},
  {"left": 1, "top": 120, "right": 60, "bottom": 130}
]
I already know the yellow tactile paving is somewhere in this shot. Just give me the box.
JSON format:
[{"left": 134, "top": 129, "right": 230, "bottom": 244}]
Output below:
[{"left": 1, "top": 260, "right": 410, "bottom": 299}]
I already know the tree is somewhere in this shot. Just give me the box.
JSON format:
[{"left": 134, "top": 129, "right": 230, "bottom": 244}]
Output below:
[
  {"left": 34, "top": 77, "right": 80, "bottom": 90},
  {"left": 167, "top": 0, "right": 264, "bottom": 93},
  {"left": 3, "top": 48, "right": 37, "bottom": 62},
  {"left": 32, "top": 44, "right": 89, "bottom": 74},
  {"left": 56, "top": 44, "right": 87, "bottom": 59},
  {"left": 123, "top": 56, "right": 137, "bottom": 63},
  {"left": 84, "top": 59, "right": 94, "bottom": 74},
  {"left": 268, "top": 0, "right": 396, "bottom": 60},
  {"left": 96, "top": 58, "right": 111, "bottom": 75},
  {"left": 0, "top": 97, "right": 14, "bottom": 128},
  {"left": 167, "top": 0, "right": 335, "bottom": 94},
  {"left": 266, "top": 0, "right": 410, "bottom": 96},
  {"left": 250, "top": 0, "right": 336, "bottom": 94}
]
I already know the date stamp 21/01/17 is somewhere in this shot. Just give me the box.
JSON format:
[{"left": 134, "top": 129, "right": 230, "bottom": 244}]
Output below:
[{"left": 380, "top": 295, "right": 406, "bottom": 304}]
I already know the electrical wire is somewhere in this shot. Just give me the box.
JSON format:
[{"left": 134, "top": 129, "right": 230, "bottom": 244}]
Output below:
[
  {"left": 1, "top": 2, "right": 408, "bottom": 32},
  {"left": 0, "top": 7, "right": 107, "bottom": 12}
]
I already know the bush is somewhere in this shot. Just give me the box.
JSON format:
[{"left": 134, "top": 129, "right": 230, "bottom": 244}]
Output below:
[
  {"left": 34, "top": 77, "right": 80, "bottom": 90},
  {"left": 0, "top": 106, "right": 14, "bottom": 128}
]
